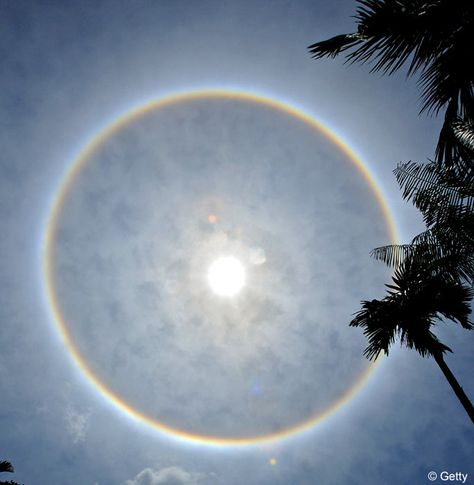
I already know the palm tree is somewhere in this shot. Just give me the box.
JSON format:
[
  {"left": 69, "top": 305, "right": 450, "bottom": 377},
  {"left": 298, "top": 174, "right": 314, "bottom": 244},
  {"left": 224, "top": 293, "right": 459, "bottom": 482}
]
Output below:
[
  {"left": 308, "top": 0, "right": 474, "bottom": 166},
  {"left": 350, "top": 252, "right": 474, "bottom": 423},
  {"left": 308, "top": 0, "right": 474, "bottom": 422},
  {"left": 0, "top": 461, "right": 23, "bottom": 485},
  {"left": 366, "top": 131, "right": 474, "bottom": 422}
]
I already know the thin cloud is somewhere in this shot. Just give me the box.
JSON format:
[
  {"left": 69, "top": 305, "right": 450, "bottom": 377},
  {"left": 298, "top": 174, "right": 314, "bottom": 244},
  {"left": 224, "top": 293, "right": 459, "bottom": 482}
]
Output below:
[
  {"left": 124, "top": 466, "right": 216, "bottom": 485},
  {"left": 64, "top": 405, "right": 91, "bottom": 444}
]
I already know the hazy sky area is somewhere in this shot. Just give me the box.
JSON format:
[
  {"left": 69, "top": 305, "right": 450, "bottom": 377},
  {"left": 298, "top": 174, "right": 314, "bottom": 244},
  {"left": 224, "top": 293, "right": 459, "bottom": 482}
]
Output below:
[{"left": 0, "top": 1, "right": 472, "bottom": 485}]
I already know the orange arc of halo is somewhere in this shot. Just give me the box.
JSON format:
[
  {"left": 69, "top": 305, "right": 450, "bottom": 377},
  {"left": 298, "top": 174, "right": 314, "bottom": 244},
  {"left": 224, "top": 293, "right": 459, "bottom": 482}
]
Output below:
[{"left": 43, "top": 89, "right": 398, "bottom": 447}]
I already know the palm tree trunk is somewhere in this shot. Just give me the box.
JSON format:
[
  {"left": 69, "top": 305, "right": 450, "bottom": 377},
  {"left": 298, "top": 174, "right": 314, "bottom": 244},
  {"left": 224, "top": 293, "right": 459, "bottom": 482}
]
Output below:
[{"left": 433, "top": 352, "right": 474, "bottom": 424}]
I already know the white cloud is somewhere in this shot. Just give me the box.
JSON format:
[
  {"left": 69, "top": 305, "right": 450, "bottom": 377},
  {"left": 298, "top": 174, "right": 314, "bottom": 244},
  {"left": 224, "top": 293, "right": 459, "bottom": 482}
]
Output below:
[
  {"left": 64, "top": 406, "right": 91, "bottom": 444},
  {"left": 124, "top": 466, "right": 215, "bottom": 485}
]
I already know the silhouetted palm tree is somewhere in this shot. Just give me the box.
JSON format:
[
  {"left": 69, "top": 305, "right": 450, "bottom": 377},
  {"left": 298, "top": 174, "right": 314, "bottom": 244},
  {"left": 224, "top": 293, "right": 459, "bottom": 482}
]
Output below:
[
  {"left": 367, "top": 133, "right": 474, "bottom": 422},
  {"left": 350, "top": 253, "right": 474, "bottom": 422},
  {"left": 308, "top": 0, "right": 474, "bottom": 166},
  {"left": 0, "top": 460, "right": 23, "bottom": 485},
  {"left": 309, "top": 0, "right": 474, "bottom": 422}
]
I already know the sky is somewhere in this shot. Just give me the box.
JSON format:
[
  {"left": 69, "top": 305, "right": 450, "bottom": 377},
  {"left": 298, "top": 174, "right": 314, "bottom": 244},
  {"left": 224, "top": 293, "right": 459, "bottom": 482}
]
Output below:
[{"left": 0, "top": 1, "right": 472, "bottom": 484}]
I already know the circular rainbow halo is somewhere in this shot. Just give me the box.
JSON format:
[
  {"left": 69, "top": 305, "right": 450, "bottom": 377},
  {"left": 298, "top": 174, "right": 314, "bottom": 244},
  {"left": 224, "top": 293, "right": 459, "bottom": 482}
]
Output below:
[{"left": 43, "top": 89, "right": 398, "bottom": 446}]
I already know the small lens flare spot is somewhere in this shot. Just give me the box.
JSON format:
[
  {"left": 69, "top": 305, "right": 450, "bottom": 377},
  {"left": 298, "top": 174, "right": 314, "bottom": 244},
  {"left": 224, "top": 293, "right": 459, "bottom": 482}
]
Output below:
[
  {"left": 252, "top": 381, "right": 263, "bottom": 396},
  {"left": 249, "top": 247, "right": 266, "bottom": 265},
  {"left": 208, "top": 214, "right": 218, "bottom": 224},
  {"left": 269, "top": 458, "right": 277, "bottom": 466}
]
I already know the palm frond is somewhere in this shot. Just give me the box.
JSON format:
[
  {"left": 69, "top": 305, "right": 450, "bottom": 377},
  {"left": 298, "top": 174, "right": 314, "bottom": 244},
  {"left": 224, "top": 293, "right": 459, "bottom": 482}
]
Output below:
[
  {"left": 433, "top": 283, "right": 474, "bottom": 329},
  {"left": 352, "top": 250, "right": 473, "bottom": 360},
  {"left": 309, "top": 0, "right": 474, "bottom": 158},
  {"left": 411, "top": 232, "right": 474, "bottom": 284},
  {"left": 370, "top": 241, "right": 452, "bottom": 273},
  {"left": 393, "top": 161, "right": 474, "bottom": 226},
  {"left": 401, "top": 327, "right": 453, "bottom": 357},
  {"left": 452, "top": 118, "right": 474, "bottom": 152},
  {"left": 394, "top": 161, "right": 473, "bottom": 202},
  {"left": 372, "top": 231, "right": 474, "bottom": 285},
  {"left": 418, "top": 28, "right": 474, "bottom": 115},
  {"left": 308, "top": 33, "right": 365, "bottom": 59},
  {"left": 435, "top": 99, "right": 460, "bottom": 166},
  {"left": 371, "top": 244, "right": 414, "bottom": 267},
  {"left": 348, "top": 0, "right": 442, "bottom": 75},
  {"left": 413, "top": 187, "right": 474, "bottom": 227},
  {"left": 435, "top": 106, "right": 474, "bottom": 166},
  {"left": 350, "top": 298, "right": 398, "bottom": 360},
  {"left": 0, "top": 462, "right": 13, "bottom": 474}
]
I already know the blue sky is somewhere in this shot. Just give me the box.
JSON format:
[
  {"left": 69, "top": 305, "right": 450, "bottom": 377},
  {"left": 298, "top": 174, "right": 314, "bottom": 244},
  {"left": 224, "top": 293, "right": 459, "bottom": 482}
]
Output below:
[{"left": 0, "top": 1, "right": 472, "bottom": 484}]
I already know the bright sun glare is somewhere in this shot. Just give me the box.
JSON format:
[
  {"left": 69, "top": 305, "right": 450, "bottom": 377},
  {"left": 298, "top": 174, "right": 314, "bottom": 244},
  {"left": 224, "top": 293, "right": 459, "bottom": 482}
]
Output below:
[{"left": 207, "top": 256, "right": 246, "bottom": 297}]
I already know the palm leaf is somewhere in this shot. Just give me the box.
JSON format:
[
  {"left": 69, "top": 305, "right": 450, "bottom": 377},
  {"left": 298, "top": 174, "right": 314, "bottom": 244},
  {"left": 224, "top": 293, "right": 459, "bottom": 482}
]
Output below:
[
  {"left": 0, "top": 462, "right": 13, "bottom": 474},
  {"left": 452, "top": 118, "right": 474, "bottom": 152},
  {"left": 348, "top": 0, "right": 441, "bottom": 75},
  {"left": 393, "top": 161, "right": 474, "bottom": 224},
  {"left": 350, "top": 298, "right": 399, "bottom": 359},
  {"left": 309, "top": 0, "right": 474, "bottom": 164},
  {"left": 417, "top": 25, "right": 474, "bottom": 115},
  {"left": 372, "top": 231, "right": 474, "bottom": 285},
  {"left": 370, "top": 244, "right": 414, "bottom": 268},
  {"left": 308, "top": 33, "right": 365, "bottom": 59},
  {"left": 351, "top": 252, "right": 473, "bottom": 361}
]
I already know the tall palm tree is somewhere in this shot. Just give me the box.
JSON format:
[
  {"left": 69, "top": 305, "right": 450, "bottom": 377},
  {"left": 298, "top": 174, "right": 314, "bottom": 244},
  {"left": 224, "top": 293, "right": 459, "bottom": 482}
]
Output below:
[
  {"left": 367, "top": 130, "right": 474, "bottom": 422},
  {"left": 308, "top": 0, "right": 474, "bottom": 166},
  {"left": 0, "top": 460, "right": 23, "bottom": 485},
  {"left": 350, "top": 253, "right": 474, "bottom": 423},
  {"left": 308, "top": 0, "right": 474, "bottom": 422}
]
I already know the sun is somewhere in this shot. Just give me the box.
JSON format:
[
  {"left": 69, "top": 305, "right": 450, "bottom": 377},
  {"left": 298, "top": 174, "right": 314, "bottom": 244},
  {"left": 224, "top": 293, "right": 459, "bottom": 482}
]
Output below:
[{"left": 207, "top": 256, "right": 246, "bottom": 297}]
